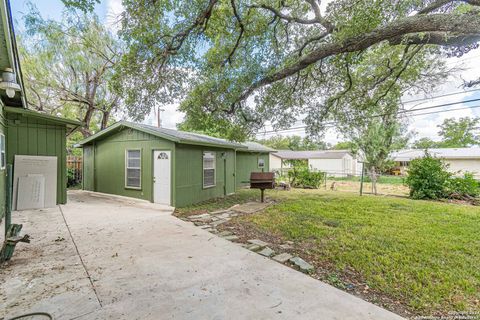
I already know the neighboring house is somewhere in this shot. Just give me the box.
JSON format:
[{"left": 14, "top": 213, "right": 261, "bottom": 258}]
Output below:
[
  {"left": 271, "top": 150, "right": 362, "bottom": 177},
  {"left": 0, "top": 0, "right": 81, "bottom": 242},
  {"left": 390, "top": 148, "right": 480, "bottom": 178},
  {"left": 236, "top": 142, "right": 276, "bottom": 188},
  {"left": 76, "top": 122, "right": 273, "bottom": 207}
]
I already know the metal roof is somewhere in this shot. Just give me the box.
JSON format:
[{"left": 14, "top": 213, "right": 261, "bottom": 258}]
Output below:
[
  {"left": 77, "top": 121, "right": 247, "bottom": 149},
  {"left": 272, "top": 150, "right": 352, "bottom": 160},
  {"left": 240, "top": 141, "right": 276, "bottom": 153},
  {"left": 390, "top": 148, "right": 480, "bottom": 161}
]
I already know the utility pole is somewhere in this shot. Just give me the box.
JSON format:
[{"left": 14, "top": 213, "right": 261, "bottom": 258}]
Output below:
[{"left": 157, "top": 107, "right": 165, "bottom": 127}]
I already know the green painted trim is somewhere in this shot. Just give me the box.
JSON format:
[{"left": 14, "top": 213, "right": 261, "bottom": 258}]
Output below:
[{"left": 4, "top": 107, "right": 82, "bottom": 128}]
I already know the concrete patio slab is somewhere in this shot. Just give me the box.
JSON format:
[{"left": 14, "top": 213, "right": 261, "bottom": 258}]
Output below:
[{"left": 1, "top": 191, "right": 404, "bottom": 320}]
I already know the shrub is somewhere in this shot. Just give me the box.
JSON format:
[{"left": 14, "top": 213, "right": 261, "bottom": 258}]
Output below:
[
  {"left": 404, "top": 154, "right": 451, "bottom": 200},
  {"left": 288, "top": 166, "right": 325, "bottom": 189},
  {"left": 67, "top": 168, "right": 80, "bottom": 187},
  {"left": 446, "top": 173, "right": 480, "bottom": 198}
]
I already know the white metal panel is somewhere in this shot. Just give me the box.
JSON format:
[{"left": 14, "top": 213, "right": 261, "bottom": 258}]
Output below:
[
  {"left": 153, "top": 151, "right": 171, "bottom": 205},
  {"left": 13, "top": 155, "right": 57, "bottom": 210}
]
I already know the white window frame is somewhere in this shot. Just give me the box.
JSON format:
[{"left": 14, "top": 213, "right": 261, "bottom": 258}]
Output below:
[
  {"left": 258, "top": 157, "right": 265, "bottom": 169},
  {"left": 0, "top": 133, "right": 5, "bottom": 170},
  {"left": 202, "top": 151, "right": 216, "bottom": 188},
  {"left": 125, "top": 149, "right": 142, "bottom": 189}
]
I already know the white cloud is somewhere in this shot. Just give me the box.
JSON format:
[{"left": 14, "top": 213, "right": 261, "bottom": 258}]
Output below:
[{"left": 105, "top": 0, "right": 124, "bottom": 32}]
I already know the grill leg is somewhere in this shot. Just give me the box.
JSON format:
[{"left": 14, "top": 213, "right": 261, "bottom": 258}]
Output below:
[{"left": 261, "top": 189, "right": 265, "bottom": 203}]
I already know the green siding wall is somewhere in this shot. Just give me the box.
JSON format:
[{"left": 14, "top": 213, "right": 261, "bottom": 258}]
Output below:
[
  {"left": 82, "top": 145, "right": 94, "bottom": 191},
  {"left": 81, "top": 127, "right": 251, "bottom": 207},
  {"left": 235, "top": 152, "right": 270, "bottom": 188},
  {"left": 0, "top": 104, "right": 6, "bottom": 220},
  {"left": 6, "top": 112, "right": 68, "bottom": 204},
  {"left": 83, "top": 128, "right": 175, "bottom": 202},
  {"left": 175, "top": 144, "right": 235, "bottom": 207}
]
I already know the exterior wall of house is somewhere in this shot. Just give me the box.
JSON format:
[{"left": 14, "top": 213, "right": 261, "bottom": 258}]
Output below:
[
  {"left": 0, "top": 102, "right": 6, "bottom": 243},
  {"left": 443, "top": 159, "right": 480, "bottom": 178},
  {"left": 308, "top": 155, "right": 354, "bottom": 177},
  {"left": 5, "top": 111, "right": 68, "bottom": 204},
  {"left": 269, "top": 154, "right": 283, "bottom": 171},
  {"left": 235, "top": 152, "right": 270, "bottom": 188},
  {"left": 81, "top": 127, "right": 241, "bottom": 207},
  {"left": 395, "top": 159, "right": 480, "bottom": 178},
  {"left": 175, "top": 144, "right": 236, "bottom": 207},
  {"left": 82, "top": 128, "right": 175, "bottom": 202}
]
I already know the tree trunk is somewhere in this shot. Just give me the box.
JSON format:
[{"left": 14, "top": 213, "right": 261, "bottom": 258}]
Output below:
[{"left": 101, "top": 110, "right": 110, "bottom": 130}]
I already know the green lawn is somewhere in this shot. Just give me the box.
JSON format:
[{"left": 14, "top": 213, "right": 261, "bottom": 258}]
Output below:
[
  {"left": 242, "top": 189, "right": 480, "bottom": 314},
  {"left": 179, "top": 188, "right": 480, "bottom": 315},
  {"left": 330, "top": 175, "right": 405, "bottom": 185}
]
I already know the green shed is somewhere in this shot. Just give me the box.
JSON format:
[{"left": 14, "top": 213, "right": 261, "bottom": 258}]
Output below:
[
  {"left": 77, "top": 121, "right": 251, "bottom": 207},
  {"left": 235, "top": 142, "right": 275, "bottom": 188}
]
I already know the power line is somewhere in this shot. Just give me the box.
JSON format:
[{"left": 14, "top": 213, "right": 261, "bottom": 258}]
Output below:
[
  {"left": 257, "top": 99, "right": 480, "bottom": 135},
  {"left": 401, "top": 88, "right": 480, "bottom": 104}
]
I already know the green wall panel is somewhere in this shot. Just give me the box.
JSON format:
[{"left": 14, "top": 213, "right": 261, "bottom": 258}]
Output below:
[
  {"left": 175, "top": 144, "right": 235, "bottom": 207},
  {"left": 5, "top": 113, "right": 68, "bottom": 204},
  {"left": 85, "top": 128, "right": 175, "bottom": 202},
  {"left": 0, "top": 104, "right": 6, "bottom": 220},
  {"left": 235, "top": 152, "right": 270, "bottom": 188}
]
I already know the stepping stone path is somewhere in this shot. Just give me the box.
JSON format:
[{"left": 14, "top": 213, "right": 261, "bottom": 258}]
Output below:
[
  {"left": 258, "top": 247, "right": 275, "bottom": 257},
  {"left": 289, "top": 257, "right": 314, "bottom": 273},
  {"left": 272, "top": 253, "right": 293, "bottom": 263},
  {"left": 186, "top": 207, "right": 315, "bottom": 277},
  {"left": 247, "top": 239, "right": 268, "bottom": 247}
]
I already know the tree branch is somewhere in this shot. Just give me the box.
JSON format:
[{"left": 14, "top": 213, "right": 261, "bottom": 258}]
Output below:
[{"left": 235, "top": 11, "right": 480, "bottom": 104}]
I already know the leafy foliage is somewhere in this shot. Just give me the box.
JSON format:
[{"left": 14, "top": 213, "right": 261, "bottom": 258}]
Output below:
[
  {"left": 404, "top": 153, "right": 452, "bottom": 199},
  {"left": 445, "top": 173, "right": 480, "bottom": 198},
  {"left": 115, "top": 0, "right": 480, "bottom": 139},
  {"left": 257, "top": 135, "right": 329, "bottom": 150},
  {"left": 288, "top": 166, "right": 325, "bottom": 189},
  {"left": 20, "top": 5, "right": 123, "bottom": 137},
  {"left": 438, "top": 117, "right": 480, "bottom": 147}
]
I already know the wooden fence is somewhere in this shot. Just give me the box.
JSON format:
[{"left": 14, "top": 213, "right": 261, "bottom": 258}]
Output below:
[{"left": 67, "top": 156, "right": 82, "bottom": 186}]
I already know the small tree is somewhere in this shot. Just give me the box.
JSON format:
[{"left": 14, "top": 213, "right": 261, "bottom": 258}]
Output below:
[{"left": 404, "top": 153, "right": 451, "bottom": 200}]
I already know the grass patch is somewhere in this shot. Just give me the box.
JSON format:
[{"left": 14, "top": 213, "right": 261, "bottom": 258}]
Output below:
[
  {"left": 175, "top": 188, "right": 260, "bottom": 216},
  {"left": 330, "top": 175, "right": 405, "bottom": 185},
  {"left": 241, "top": 189, "right": 480, "bottom": 314}
]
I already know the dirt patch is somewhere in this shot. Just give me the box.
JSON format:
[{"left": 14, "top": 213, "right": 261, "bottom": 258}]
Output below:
[{"left": 217, "top": 215, "right": 415, "bottom": 319}]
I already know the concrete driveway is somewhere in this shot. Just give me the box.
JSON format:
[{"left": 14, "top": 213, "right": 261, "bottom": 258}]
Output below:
[{"left": 2, "top": 191, "right": 403, "bottom": 320}]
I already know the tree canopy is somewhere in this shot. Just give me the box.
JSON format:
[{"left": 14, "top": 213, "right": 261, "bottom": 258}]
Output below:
[
  {"left": 256, "top": 135, "right": 329, "bottom": 150},
  {"left": 20, "top": 5, "right": 124, "bottom": 138},
  {"left": 113, "top": 0, "right": 480, "bottom": 140}
]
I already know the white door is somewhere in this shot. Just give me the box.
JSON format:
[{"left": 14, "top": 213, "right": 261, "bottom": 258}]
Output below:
[{"left": 153, "top": 151, "right": 171, "bottom": 205}]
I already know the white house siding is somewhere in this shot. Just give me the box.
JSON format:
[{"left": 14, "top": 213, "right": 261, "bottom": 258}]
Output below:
[
  {"left": 308, "top": 154, "right": 355, "bottom": 177},
  {"left": 270, "top": 154, "right": 283, "bottom": 171},
  {"left": 444, "top": 159, "right": 480, "bottom": 178}
]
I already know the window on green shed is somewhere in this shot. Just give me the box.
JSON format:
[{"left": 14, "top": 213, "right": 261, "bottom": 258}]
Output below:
[
  {"left": 0, "top": 133, "right": 5, "bottom": 170},
  {"left": 125, "top": 149, "right": 141, "bottom": 189},
  {"left": 258, "top": 158, "right": 265, "bottom": 169},
  {"left": 203, "top": 151, "right": 216, "bottom": 188}
]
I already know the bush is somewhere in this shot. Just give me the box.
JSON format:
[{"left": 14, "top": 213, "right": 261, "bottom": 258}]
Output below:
[
  {"left": 288, "top": 166, "right": 325, "bottom": 189},
  {"left": 404, "top": 154, "right": 451, "bottom": 200},
  {"left": 67, "top": 168, "right": 80, "bottom": 187},
  {"left": 405, "top": 153, "right": 480, "bottom": 200},
  {"left": 446, "top": 173, "right": 480, "bottom": 198}
]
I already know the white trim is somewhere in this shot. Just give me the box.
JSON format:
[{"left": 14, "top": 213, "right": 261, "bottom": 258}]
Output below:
[
  {"left": 0, "top": 133, "right": 5, "bottom": 170},
  {"left": 202, "top": 151, "right": 216, "bottom": 188},
  {"left": 125, "top": 149, "right": 142, "bottom": 189}
]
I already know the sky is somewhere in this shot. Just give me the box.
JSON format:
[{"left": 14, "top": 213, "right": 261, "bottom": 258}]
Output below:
[{"left": 10, "top": 0, "right": 480, "bottom": 145}]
